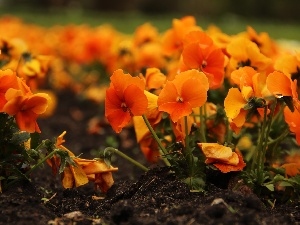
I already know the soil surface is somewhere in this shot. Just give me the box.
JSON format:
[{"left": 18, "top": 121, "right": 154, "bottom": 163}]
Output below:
[{"left": 1, "top": 90, "right": 300, "bottom": 225}]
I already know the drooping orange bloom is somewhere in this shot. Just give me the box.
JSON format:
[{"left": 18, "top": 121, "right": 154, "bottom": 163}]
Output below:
[
  {"left": 3, "top": 88, "right": 50, "bottom": 133},
  {"left": 105, "top": 69, "right": 148, "bottom": 133},
  {"left": 280, "top": 153, "right": 300, "bottom": 177},
  {"left": 198, "top": 143, "right": 246, "bottom": 173},
  {"left": 226, "top": 37, "right": 272, "bottom": 74},
  {"left": 0, "top": 69, "right": 19, "bottom": 110},
  {"left": 47, "top": 132, "right": 118, "bottom": 192},
  {"left": 157, "top": 69, "right": 209, "bottom": 123},
  {"left": 180, "top": 30, "right": 225, "bottom": 89}
]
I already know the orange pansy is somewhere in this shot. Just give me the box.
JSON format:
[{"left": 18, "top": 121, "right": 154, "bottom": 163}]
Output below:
[
  {"left": 3, "top": 88, "right": 50, "bottom": 133},
  {"left": 105, "top": 69, "right": 148, "bottom": 133},
  {"left": 162, "top": 16, "right": 201, "bottom": 57},
  {"left": 133, "top": 22, "right": 159, "bottom": 47},
  {"left": 144, "top": 67, "right": 166, "bottom": 92},
  {"left": 47, "top": 132, "right": 118, "bottom": 192},
  {"left": 267, "top": 71, "right": 300, "bottom": 112},
  {"left": 226, "top": 37, "right": 272, "bottom": 73},
  {"left": 284, "top": 106, "right": 300, "bottom": 145},
  {"left": 198, "top": 143, "right": 246, "bottom": 173},
  {"left": 0, "top": 69, "right": 19, "bottom": 111},
  {"left": 181, "top": 31, "right": 225, "bottom": 89},
  {"left": 157, "top": 69, "right": 209, "bottom": 122}
]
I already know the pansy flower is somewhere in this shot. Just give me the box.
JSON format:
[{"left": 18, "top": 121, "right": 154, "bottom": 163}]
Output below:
[
  {"left": 157, "top": 69, "right": 209, "bottom": 123},
  {"left": 274, "top": 52, "right": 300, "bottom": 94},
  {"left": 47, "top": 132, "right": 118, "bottom": 192},
  {"left": 243, "top": 26, "right": 278, "bottom": 58},
  {"left": 0, "top": 69, "right": 19, "bottom": 110},
  {"left": 105, "top": 69, "right": 148, "bottom": 133},
  {"left": 284, "top": 106, "right": 300, "bottom": 145},
  {"left": 224, "top": 67, "right": 268, "bottom": 133},
  {"left": 266, "top": 70, "right": 300, "bottom": 113},
  {"left": 3, "top": 88, "right": 50, "bottom": 133},
  {"left": 133, "top": 22, "right": 159, "bottom": 47},
  {"left": 180, "top": 30, "right": 225, "bottom": 89},
  {"left": 162, "top": 16, "right": 201, "bottom": 57},
  {"left": 198, "top": 143, "right": 246, "bottom": 173},
  {"left": 226, "top": 37, "right": 272, "bottom": 74}
]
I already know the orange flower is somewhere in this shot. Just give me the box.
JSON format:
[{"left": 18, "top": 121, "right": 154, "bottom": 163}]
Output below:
[
  {"left": 226, "top": 37, "right": 272, "bottom": 74},
  {"left": 244, "top": 26, "right": 278, "bottom": 58},
  {"left": 0, "top": 69, "right": 19, "bottom": 110},
  {"left": 157, "top": 69, "right": 209, "bottom": 122},
  {"left": 3, "top": 88, "right": 50, "bottom": 133},
  {"left": 180, "top": 30, "right": 225, "bottom": 89},
  {"left": 284, "top": 106, "right": 300, "bottom": 145},
  {"left": 105, "top": 69, "right": 148, "bottom": 133},
  {"left": 274, "top": 52, "right": 300, "bottom": 79},
  {"left": 162, "top": 16, "right": 201, "bottom": 57},
  {"left": 133, "top": 23, "right": 159, "bottom": 47},
  {"left": 266, "top": 71, "right": 300, "bottom": 111},
  {"left": 198, "top": 143, "right": 246, "bottom": 173},
  {"left": 47, "top": 132, "right": 118, "bottom": 192},
  {"left": 224, "top": 67, "right": 268, "bottom": 132},
  {"left": 143, "top": 67, "right": 166, "bottom": 92}
]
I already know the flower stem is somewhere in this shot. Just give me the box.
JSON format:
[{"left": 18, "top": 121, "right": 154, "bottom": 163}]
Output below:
[
  {"left": 104, "top": 147, "right": 149, "bottom": 172},
  {"left": 142, "top": 114, "right": 171, "bottom": 166},
  {"left": 184, "top": 116, "right": 194, "bottom": 182},
  {"left": 199, "top": 106, "right": 207, "bottom": 143},
  {"left": 25, "top": 149, "right": 58, "bottom": 176}
]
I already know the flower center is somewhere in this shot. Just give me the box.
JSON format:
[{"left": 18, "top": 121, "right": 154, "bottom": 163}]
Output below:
[
  {"left": 201, "top": 60, "right": 207, "bottom": 69},
  {"left": 176, "top": 96, "right": 184, "bottom": 103},
  {"left": 121, "top": 102, "right": 133, "bottom": 116},
  {"left": 121, "top": 102, "right": 128, "bottom": 112}
]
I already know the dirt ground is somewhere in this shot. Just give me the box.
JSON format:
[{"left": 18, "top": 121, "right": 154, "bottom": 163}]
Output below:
[{"left": 1, "top": 90, "right": 300, "bottom": 225}]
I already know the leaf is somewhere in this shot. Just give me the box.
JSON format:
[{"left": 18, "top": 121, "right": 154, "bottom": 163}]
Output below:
[
  {"left": 279, "top": 181, "right": 293, "bottom": 187},
  {"left": 264, "top": 183, "right": 274, "bottom": 192},
  {"left": 10, "top": 131, "right": 30, "bottom": 145},
  {"left": 30, "top": 132, "right": 41, "bottom": 149}
]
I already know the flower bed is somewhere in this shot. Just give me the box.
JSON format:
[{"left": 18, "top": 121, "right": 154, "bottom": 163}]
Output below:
[{"left": 1, "top": 15, "right": 300, "bottom": 224}]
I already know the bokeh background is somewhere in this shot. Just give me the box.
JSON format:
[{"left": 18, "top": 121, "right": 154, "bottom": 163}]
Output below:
[{"left": 1, "top": 0, "right": 300, "bottom": 39}]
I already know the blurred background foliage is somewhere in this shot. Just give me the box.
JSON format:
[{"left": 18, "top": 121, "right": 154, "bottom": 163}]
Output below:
[{"left": 0, "top": 0, "right": 299, "bottom": 39}]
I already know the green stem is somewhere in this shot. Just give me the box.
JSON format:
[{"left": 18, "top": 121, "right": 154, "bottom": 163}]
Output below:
[
  {"left": 225, "top": 117, "right": 233, "bottom": 144},
  {"left": 255, "top": 105, "right": 268, "bottom": 184},
  {"left": 105, "top": 147, "right": 149, "bottom": 172},
  {"left": 199, "top": 106, "right": 207, "bottom": 143},
  {"left": 267, "top": 128, "right": 289, "bottom": 146},
  {"left": 184, "top": 116, "right": 194, "bottom": 179},
  {"left": 25, "top": 149, "right": 58, "bottom": 176},
  {"left": 142, "top": 115, "right": 171, "bottom": 166}
]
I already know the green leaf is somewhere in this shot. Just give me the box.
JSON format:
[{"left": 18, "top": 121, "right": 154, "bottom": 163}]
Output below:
[
  {"left": 264, "top": 183, "right": 274, "bottom": 192},
  {"left": 11, "top": 131, "right": 30, "bottom": 145},
  {"left": 30, "top": 132, "right": 41, "bottom": 149},
  {"left": 279, "top": 181, "right": 293, "bottom": 187}
]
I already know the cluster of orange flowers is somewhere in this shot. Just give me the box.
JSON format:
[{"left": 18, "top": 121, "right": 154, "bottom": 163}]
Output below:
[
  {"left": 103, "top": 16, "right": 300, "bottom": 176},
  {"left": 2, "top": 15, "right": 300, "bottom": 188}
]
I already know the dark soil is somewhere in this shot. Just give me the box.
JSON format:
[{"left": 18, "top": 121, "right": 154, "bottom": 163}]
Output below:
[{"left": 1, "top": 90, "right": 300, "bottom": 225}]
